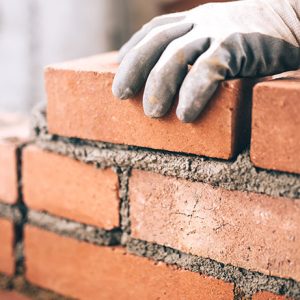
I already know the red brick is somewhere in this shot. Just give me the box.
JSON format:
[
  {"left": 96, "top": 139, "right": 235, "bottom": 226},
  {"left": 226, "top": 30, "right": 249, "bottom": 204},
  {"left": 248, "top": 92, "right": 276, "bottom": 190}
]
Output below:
[
  {"left": 251, "top": 79, "right": 300, "bottom": 174},
  {"left": 0, "top": 114, "right": 29, "bottom": 204},
  {"left": 0, "top": 141, "right": 18, "bottom": 204},
  {"left": 252, "top": 291, "right": 289, "bottom": 300},
  {"left": 46, "top": 52, "right": 253, "bottom": 159},
  {"left": 0, "top": 219, "right": 15, "bottom": 275},
  {"left": 129, "top": 170, "right": 300, "bottom": 281},
  {"left": 24, "top": 225, "right": 233, "bottom": 300},
  {"left": 0, "top": 290, "right": 31, "bottom": 300},
  {"left": 23, "top": 145, "right": 119, "bottom": 229}
]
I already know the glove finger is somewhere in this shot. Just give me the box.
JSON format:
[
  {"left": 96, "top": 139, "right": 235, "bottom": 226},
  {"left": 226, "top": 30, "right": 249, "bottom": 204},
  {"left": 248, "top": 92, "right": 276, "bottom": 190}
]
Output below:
[
  {"left": 112, "top": 22, "right": 193, "bottom": 100},
  {"left": 176, "top": 42, "right": 232, "bottom": 123},
  {"left": 143, "top": 31, "right": 211, "bottom": 118},
  {"left": 118, "top": 12, "right": 186, "bottom": 62}
]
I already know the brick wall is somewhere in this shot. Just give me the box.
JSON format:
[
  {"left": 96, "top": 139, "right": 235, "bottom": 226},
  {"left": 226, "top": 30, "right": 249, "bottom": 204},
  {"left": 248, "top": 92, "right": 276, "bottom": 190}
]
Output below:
[{"left": 0, "top": 53, "right": 299, "bottom": 299}]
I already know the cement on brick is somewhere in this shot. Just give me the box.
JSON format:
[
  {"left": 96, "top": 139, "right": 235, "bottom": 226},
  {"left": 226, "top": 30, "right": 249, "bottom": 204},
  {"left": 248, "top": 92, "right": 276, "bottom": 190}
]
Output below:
[
  {"left": 32, "top": 106, "right": 300, "bottom": 200},
  {"left": 113, "top": 166, "right": 131, "bottom": 244},
  {"left": 0, "top": 203, "right": 21, "bottom": 223},
  {"left": 27, "top": 210, "right": 121, "bottom": 246},
  {"left": 127, "top": 238, "right": 300, "bottom": 299}
]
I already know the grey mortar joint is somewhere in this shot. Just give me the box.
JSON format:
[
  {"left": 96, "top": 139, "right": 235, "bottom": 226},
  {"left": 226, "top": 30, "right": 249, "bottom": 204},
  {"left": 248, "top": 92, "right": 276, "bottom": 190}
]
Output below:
[
  {"left": 27, "top": 210, "right": 122, "bottom": 246},
  {"left": 0, "top": 202, "right": 24, "bottom": 276},
  {"left": 0, "top": 202, "right": 21, "bottom": 223},
  {"left": 14, "top": 141, "right": 32, "bottom": 276},
  {"left": 112, "top": 166, "right": 132, "bottom": 245},
  {"left": 127, "top": 238, "right": 300, "bottom": 299}
]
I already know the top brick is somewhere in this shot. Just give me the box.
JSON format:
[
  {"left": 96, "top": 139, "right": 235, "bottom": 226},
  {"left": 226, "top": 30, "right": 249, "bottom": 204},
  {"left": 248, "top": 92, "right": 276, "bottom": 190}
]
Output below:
[{"left": 45, "top": 52, "right": 253, "bottom": 159}]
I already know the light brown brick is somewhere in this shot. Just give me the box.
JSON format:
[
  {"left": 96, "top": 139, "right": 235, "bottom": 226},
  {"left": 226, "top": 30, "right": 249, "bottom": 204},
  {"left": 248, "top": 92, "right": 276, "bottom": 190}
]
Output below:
[
  {"left": 0, "top": 219, "right": 15, "bottom": 275},
  {"left": 23, "top": 145, "right": 119, "bottom": 229},
  {"left": 25, "top": 225, "right": 234, "bottom": 300},
  {"left": 46, "top": 52, "right": 253, "bottom": 159},
  {"left": 0, "top": 113, "right": 29, "bottom": 204},
  {"left": 251, "top": 79, "right": 300, "bottom": 174},
  {"left": 252, "top": 291, "right": 289, "bottom": 300},
  {"left": 129, "top": 170, "right": 300, "bottom": 281}
]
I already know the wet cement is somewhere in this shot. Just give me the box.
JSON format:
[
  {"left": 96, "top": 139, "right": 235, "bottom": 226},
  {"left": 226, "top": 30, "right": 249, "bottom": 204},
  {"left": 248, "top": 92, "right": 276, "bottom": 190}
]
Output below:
[{"left": 0, "top": 203, "right": 21, "bottom": 223}]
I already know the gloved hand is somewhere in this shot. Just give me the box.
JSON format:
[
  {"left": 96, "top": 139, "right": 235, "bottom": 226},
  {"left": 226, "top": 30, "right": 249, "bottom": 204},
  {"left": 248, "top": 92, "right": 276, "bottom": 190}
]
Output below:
[{"left": 112, "top": 0, "right": 300, "bottom": 123}]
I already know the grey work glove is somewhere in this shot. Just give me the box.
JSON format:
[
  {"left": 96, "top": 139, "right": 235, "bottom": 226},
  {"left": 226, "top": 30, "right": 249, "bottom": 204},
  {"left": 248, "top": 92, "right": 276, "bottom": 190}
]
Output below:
[{"left": 112, "top": 0, "right": 300, "bottom": 122}]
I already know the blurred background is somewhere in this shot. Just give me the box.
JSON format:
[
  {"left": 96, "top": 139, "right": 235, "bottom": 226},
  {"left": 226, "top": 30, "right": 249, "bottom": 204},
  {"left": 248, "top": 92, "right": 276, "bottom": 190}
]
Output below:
[{"left": 0, "top": 0, "right": 227, "bottom": 114}]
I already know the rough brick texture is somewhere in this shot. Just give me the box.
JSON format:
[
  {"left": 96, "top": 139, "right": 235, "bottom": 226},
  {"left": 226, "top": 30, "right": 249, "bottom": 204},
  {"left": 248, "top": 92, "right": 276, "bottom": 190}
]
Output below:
[
  {"left": 252, "top": 291, "right": 288, "bottom": 300},
  {"left": 23, "top": 145, "right": 119, "bottom": 229},
  {"left": 251, "top": 79, "right": 300, "bottom": 174},
  {"left": 129, "top": 170, "right": 300, "bottom": 281},
  {"left": 0, "top": 141, "right": 18, "bottom": 204},
  {"left": 25, "top": 226, "right": 234, "bottom": 300},
  {"left": 45, "top": 52, "right": 253, "bottom": 159},
  {"left": 0, "top": 290, "right": 31, "bottom": 300},
  {"left": 0, "top": 219, "right": 15, "bottom": 275}
]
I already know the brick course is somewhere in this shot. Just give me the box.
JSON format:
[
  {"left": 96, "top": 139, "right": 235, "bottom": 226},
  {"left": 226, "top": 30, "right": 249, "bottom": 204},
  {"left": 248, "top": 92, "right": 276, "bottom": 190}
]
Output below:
[
  {"left": 129, "top": 169, "right": 300, "bottom": 281},
  {"left": 23, "top": 145, "right": 119, "bottom": 229},
  {"left": 45, "top": 52, "right": 253, "bottom": 159},
  {"left": 25, "top": 225, "right": 234, "bottom": 300},
  {"left": 251, "top": 79, "right": 300, "bottom": 174},
  {"left": 0, "top": 218, "right": 15, "bottom": 276}
]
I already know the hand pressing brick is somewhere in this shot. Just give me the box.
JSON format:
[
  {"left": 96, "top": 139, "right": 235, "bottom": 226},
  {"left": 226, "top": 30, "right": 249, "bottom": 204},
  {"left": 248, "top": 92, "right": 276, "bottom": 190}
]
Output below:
[
  {"left": 251, "top": 78, "right": 300, "bottom": 174},
  {"left": 0, "top": 218, "right": 15, "bottom": 275},
  {"left": 23, "top": 145, "right": 119, "bottom": 229},
  {"left": 45, "top": 52, "right": 253, "bottom": 159},
  {"left": 24, "top": 225, "right": 234, "bottom": 300}
]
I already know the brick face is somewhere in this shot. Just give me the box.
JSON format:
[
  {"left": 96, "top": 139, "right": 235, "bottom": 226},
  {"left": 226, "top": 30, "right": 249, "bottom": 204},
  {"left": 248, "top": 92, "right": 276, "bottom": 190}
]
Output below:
[
  {"left": 46, "top": 52, "right": 253, "bottom": 159},
  {"left": 251, "top": 79, "right": 300, "bottom": 174},
  {"left": 252, "top": 291, "right": 289, "bottom": 300},
  {"left": 0, "top": 218, "right": 15, "bottom": 275},
  {"left": 129, "top": 170, "right": 300, "bottom": 281},
  {"left": 23, "top": 145, "right": 119, "bottom": 229},
  {"left": 0, "top": 141, "right": 18, "bottom": 204},
  {"left": 25, "top": 225, "right": 234, "bottom": 300}
]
